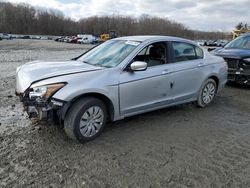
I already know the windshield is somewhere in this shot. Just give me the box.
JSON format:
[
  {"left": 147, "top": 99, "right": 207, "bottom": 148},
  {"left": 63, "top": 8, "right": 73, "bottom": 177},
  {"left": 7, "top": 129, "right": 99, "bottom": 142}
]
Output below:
[
  {"left": 78, "top": 40, "right": 140, "bottom": 68},
  {"left": 225, "top": 35, "right": 250, "bottom": 50}
]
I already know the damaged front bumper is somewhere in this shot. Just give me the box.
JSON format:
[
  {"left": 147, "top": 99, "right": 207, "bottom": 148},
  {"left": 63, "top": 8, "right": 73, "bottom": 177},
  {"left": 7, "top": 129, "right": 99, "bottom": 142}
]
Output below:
[
  {"left": 15, "top": 80, "right": 68, "bottom": 123},
  {"left": 228, "top": 70, "right": 250, "bottom": 85},
  {"left": 17, "top": 91, "right": 67, "bottom": 122},
  {"left": 225, "top": 58, "right": 250, "bottom": 85}
]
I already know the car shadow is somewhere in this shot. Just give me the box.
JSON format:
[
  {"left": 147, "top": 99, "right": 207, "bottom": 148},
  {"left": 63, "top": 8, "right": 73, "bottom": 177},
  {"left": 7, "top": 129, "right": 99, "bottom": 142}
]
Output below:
[
  {"left": 34, "top": 99, "right": 221, "bottom": 147},
  {"left": 226, "top": 82, "right": 250, "bottom": 90},
  {"left": 35, "top": 103, "right": 195, "bottom": 143},
  {"left": 104, "top": 102, "right": 197, "bottom": 132}
]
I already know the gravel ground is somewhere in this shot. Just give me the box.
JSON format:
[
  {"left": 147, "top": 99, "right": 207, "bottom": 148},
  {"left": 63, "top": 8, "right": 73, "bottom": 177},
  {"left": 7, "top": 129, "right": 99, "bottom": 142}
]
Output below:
[{"left": 0, "top": 39, "right": 250, "bottom": 188}]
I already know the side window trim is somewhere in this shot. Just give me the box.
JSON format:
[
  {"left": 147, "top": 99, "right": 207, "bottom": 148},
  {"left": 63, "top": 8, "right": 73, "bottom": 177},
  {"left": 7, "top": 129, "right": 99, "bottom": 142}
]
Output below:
[
  {"left": 195, "top": 46, "right": 204, "bottom": 59},
  {"left": 168, "top": 41, "right": 175, "bottom": 63}
]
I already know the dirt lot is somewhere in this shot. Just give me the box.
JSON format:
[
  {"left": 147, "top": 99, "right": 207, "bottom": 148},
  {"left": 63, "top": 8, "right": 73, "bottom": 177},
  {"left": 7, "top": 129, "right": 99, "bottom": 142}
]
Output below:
[{"left": 0, "top": 39, "right": 250, "bottom": 188}]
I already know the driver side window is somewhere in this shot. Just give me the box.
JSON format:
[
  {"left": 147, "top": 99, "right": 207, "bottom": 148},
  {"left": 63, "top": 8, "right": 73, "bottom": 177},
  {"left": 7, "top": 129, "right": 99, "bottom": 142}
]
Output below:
[{"left": 134, "top": 42, "right": 167, "bottom": 67}]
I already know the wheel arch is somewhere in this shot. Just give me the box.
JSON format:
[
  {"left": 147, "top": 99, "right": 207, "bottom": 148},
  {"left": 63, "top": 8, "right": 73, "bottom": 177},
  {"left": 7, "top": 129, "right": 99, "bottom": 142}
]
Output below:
[
  {"left": 208, "top": 75, "right": 219, "bottom": 91},
  {"left": 196, "top": 75, "right": 219, "bottom": 108},
  {"left": 60, "top": 92, "right": 115, "bottom": 123},
  {"left": 196, "top": 74, "right": 220, "bottom": 101}
]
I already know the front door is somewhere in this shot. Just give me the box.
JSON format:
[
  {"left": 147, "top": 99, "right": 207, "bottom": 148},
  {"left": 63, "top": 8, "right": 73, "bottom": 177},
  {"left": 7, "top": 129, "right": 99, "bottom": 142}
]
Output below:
[{"left": 119, "top": 42, "right": 173, "bottom": 117}]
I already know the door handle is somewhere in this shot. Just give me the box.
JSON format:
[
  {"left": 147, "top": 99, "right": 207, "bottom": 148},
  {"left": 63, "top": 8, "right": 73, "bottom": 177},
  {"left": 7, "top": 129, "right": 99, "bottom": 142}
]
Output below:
[
  {"left": 162, "top": 69, "right": 171, "bottom": 74},
  {"left": 198, "top": 63, "right": 205, "bottom": 67}
]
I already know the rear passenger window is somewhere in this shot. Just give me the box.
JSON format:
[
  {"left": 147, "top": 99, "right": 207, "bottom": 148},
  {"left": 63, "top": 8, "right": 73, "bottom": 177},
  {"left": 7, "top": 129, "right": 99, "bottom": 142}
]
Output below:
[{"left": 172, "top": 42, "right": 203, "bottom": 62}]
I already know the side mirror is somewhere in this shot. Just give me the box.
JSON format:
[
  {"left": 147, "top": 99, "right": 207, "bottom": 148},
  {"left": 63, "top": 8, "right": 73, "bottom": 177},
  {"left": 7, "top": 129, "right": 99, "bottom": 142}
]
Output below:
[{"left": 130, "top": 61, "right": 147, "bottom": 71}]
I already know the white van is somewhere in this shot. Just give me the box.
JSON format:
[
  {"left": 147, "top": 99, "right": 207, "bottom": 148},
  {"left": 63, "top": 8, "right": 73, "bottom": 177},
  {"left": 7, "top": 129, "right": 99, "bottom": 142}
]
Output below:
[{"left": 77, "top": 34, "right": 97, "bottom": 44}]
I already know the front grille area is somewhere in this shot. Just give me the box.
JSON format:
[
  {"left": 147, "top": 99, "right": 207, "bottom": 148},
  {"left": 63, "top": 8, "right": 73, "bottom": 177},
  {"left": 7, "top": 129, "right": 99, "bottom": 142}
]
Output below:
[
  {"left": 224, "top": 58, "right": 239, "bottom": 69},
  {"left": 227, "top": 74, "right": 235, "bottom": 80}
]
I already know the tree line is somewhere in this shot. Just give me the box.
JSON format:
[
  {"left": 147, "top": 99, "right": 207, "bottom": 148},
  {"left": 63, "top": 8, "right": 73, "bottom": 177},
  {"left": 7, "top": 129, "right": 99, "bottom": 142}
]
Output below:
[{"left": 0, "top": 2, "right": 230, "bottom": 39}]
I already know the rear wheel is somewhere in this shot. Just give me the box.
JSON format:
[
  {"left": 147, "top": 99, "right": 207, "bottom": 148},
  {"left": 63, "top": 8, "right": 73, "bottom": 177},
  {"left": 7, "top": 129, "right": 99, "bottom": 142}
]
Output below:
[
  {"left": 64, "top": 97, "right": 107, "bottom": 143},
  {"left": 197, "top": 79, "right": 217, "bottom": 108}
]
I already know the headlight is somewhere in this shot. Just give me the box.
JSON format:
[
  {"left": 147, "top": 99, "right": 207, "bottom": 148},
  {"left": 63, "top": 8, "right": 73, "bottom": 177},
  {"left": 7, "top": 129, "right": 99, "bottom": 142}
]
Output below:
[
  {"left": 29, "top": 83, "right": 66, "bottom": 100},
  {"left": 244, "top": 58, "right": 250, "bottom": 63}
]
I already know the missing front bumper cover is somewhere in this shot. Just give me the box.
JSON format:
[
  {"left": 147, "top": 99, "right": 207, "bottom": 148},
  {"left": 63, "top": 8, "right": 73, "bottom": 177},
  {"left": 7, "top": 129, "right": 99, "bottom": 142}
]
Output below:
[{"left": 228, "top": 72, "right": 250, "bottom": 84}]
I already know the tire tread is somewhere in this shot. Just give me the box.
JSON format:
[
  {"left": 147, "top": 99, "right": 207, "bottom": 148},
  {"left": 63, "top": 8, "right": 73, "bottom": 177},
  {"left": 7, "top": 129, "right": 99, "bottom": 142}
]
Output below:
[{"left": 64, "top": 97, "right": 106, "bottom": 142}]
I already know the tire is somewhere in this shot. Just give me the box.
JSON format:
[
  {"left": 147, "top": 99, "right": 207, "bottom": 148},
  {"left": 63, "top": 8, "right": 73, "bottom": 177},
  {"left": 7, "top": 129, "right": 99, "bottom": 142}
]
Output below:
[
  {"left": 197, "top": 78, "right": 217, "bottom": 108},
  {"left": 64, "top": 97, "right": 107, "bottom": 143}
]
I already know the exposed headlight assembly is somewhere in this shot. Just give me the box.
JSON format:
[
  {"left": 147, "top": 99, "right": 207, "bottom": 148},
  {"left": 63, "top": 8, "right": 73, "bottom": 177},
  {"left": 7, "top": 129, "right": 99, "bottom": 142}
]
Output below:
[{"left": 29, "top": 83, "right": 66, "bottom": 100}]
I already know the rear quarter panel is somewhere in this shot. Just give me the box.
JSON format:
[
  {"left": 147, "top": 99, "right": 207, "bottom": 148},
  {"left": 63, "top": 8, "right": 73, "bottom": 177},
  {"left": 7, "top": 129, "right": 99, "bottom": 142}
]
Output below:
[{"left": 203, "top": 55, "right": 228, "bottom": 93}]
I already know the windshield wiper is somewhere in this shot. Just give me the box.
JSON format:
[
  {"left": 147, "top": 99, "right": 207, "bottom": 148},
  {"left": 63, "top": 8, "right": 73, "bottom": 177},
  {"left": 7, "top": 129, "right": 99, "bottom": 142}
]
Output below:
[
  {"left": 82, "top": 61, "right": 90, "bottom": 65},
  {"left": 82, "top": 61, "right": 110, "bottom": 68}
]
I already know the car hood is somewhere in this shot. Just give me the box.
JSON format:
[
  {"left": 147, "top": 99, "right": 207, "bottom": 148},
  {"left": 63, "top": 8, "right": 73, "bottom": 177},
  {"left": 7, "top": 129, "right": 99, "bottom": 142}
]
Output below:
[
  {"left": 16, "top": 60, "right": 103, "bottom": 93},
  {"left": 212, "top": 48, "right": 250, "bottom": 59}
]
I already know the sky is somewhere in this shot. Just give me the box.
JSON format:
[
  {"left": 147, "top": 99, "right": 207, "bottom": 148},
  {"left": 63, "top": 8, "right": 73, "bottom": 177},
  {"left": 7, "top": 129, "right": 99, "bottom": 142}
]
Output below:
[{"left": 2, "top": 0, "right": 250, "bottom": 31}]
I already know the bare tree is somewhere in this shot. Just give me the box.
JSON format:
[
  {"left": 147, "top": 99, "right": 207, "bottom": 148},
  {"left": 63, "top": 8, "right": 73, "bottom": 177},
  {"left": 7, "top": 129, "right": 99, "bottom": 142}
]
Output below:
[{"left": 0, "top": 2, "right": 230, "bottom": 39}]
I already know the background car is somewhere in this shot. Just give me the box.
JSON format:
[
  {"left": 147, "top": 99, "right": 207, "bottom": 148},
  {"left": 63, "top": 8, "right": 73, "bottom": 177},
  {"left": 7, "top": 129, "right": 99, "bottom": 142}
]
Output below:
[
  {"left": 16, "top": 36, "right": 227, "bottom": 142},
  {"left": 204, "top": 40, "right": 216, "bottom": 46},
  {"left": 196, "top": 40, "right": 205, "bottom": 46},
  {"left": 20, "top": 35, "right": 31, "bottom": 39},
  {"left": 212, "top": 33, "right": 250, "bottom": 84},
  {"left": 68, "top": 36, "right": 79, "bottom": 43},
  {"left": 77, "top": 35, "right": 98, "bottom": 44},
  {"left": 54, "top": 36, "right": 63, "bottom": 41},
  {"left": 30, "top": 35, "right": 41, "bottom": 40},
  {"left": 0, "top": 33, "right": 12, "bottom": 40},
  {"left": 40, "top": 36, "right": 49, "bottom": 40},
  {"left": 63, "top": 36, "right": 70, "bottom": 42},
  {"left": 215, "top": 39, "right": 229, "bottom": 47},
  {"left": 58, "top": 37, "right": 66, "bottom": 42}
]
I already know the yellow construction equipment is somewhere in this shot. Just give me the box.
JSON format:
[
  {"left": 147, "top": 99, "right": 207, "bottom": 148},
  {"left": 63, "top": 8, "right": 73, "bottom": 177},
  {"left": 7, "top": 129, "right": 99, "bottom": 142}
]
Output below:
[
  {"left": 100, "top": 33, "right": 110, "bottom": 42},
  {"left": 232, "top": 28, "right": 250, "bottom": 39},
  {"left": 100, "top": 30, "right": 117, "bottom": 42}
]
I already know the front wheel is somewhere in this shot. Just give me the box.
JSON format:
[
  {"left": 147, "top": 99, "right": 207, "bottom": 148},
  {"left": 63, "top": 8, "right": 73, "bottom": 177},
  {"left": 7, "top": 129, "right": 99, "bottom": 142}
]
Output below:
[
  {"left": 64, "top": 97, "right": 107, "bottom": 143},
  {"left": 197, "top": 79, "right": 217, "bottom": 108}
]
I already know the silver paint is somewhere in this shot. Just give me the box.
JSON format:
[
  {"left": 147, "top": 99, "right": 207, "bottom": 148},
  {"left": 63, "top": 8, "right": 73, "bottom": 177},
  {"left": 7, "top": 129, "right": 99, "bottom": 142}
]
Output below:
[{"left": 16, "top": 36, "right": 228, "bottom": 121}]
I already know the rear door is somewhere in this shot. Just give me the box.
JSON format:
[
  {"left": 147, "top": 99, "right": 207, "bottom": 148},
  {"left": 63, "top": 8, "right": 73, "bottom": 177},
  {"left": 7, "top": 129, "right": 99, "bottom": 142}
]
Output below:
[{"left": 169, "top": 41, "right": 206, "bottom": 102}]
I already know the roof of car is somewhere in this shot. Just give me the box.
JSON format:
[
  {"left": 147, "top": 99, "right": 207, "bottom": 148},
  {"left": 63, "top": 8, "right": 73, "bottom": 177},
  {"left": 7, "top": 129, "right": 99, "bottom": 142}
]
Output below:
[{"left": 113, "top": 35, "right": 194, "bottom": 44}]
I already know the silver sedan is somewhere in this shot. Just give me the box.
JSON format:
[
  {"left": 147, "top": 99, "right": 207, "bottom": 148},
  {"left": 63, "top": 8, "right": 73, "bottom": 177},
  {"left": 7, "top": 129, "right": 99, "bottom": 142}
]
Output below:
[{"left": 16, "top": 36, "right": 228, "bottom": 142}]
